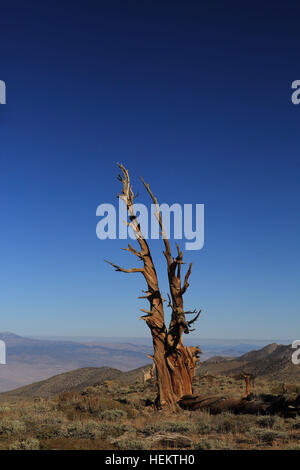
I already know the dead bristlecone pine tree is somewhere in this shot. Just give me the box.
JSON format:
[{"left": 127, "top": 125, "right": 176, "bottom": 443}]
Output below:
[{"left": 105, "top": 164, "right": 202, "bottom": 409}]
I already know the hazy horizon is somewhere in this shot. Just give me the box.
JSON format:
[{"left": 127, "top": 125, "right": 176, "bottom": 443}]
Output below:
[{"left": 1, "top": 331, "right": 293, "bottom": 345}]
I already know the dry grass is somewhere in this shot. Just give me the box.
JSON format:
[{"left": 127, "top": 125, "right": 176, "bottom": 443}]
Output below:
[{"left": 0, "top": 377, "right": 299, "bottom": 450}]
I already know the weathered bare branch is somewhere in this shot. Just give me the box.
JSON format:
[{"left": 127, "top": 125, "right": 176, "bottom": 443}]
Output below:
[
  {"left": 140, "top": 308, "right": 153, "bottom": 315},
  {"left": 140, "top": 176, "right": 172, "bottom": 263},
  {"left": 138, "top": 290, "right": 152, "bottom": 299},
  {"left": 104, "top": 259, "right": 144, "bottom": 273},
  {"left": 181, "top": 263, "right": 192, "bottom": 294},
  {"left": 187, "top": 310, "right": 201, "bottom": 327},
  {"left": 121, "top": 244, "right": 143, "bottom": 258}
]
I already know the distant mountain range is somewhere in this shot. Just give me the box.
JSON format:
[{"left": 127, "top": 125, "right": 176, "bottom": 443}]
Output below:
[
  {"left": 0, "top": 332, "right": 292, "bottom": 392},
  {"left": 0, "top": 332, "right": 152, "bottom": 392},
  {"left": 1, "top": 342, "right": 299, "bottom": 400}
]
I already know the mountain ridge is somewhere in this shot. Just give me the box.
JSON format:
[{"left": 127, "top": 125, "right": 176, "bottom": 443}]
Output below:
[
  {"left": 1, "top": 342, "right": 300, "bottom": 400},
  {"left": 198, "top": 343, "right": 300, "bottom": 384},
  {"left": 0, "top": 332, "right": 296, "bottom": 393}
]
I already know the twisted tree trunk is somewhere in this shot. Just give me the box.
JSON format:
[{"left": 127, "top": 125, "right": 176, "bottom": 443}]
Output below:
[{"left": 106, "top": 164, "right": 201, "bottom": 408}]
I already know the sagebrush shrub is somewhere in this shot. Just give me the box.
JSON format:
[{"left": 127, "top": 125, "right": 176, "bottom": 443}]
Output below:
[
  {"left": 0, "top": 406, "right": 10, "bottom": 413},
  {"left": 214, "top": 413, "right": 250, "bottom": 434},
  {"left": 292, "top": 417, "right": 300, "bottom": 429},
  {"left": 0, "top": 419, "right": 26, "bottom": 436},
  {"left": 250, "top": 428, "right": 289, "bottom": 445},
  {"left": 256, "top": 415, "right": 283, "bottom": 430},
  {"left": 9, "top": 438, "right": 40, "bottom": 450},
  {"left": 192, "top": 438, "right": 232, "bottom": 450},
  {"left": 142, "top": 421, "right": 194, "bottom": 436},
  {"left": 100, "top": 409, "right": 127, "bottom": 421}
]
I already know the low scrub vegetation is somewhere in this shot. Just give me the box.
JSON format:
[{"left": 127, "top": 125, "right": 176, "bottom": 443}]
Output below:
[{"left": 0, "top": 377, "right": 299, "bottom": 450}]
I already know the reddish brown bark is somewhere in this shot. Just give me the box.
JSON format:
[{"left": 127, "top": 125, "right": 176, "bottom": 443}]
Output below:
[{"left": 106, "top": 164, "right": 201, "bottom": 408}]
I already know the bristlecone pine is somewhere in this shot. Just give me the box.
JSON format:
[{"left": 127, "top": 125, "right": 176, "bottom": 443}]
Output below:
[{"left": 106, "top": 164, "right": 201, "bottom": 409}]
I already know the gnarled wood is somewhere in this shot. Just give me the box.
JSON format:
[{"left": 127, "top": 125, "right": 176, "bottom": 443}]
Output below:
[
  {"left": 106, "top": 164, "right": 202, "bottom": 407},
  {"left": 178, "top": 392, "right": 300, "bottom": 417}
]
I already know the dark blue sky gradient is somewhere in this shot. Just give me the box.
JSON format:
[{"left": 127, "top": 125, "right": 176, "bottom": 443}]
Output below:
[{"left": 0, "top": 1, "right": 299, "bottom": 339}]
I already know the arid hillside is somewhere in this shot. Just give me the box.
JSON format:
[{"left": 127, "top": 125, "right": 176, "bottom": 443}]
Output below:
[
  {"left": 0, "top": 332, "right": 276, "bottom": 392},
  {"left": 1, "top": 342, "right": 299, "bottom": 401},
  {"left": 198, "top": 343, "right": 300, "bottom": 384},
  {"left": 0, "top": 365, "right": 150, "bottom": 399},
  {"left": 0, "top": 332, "right": 153, "bottom": 392}
]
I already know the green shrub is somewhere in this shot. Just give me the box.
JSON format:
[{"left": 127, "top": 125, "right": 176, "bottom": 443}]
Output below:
[
  {"left": 256, "top": 415, "right": 283, "bottom": 430},
  {"left": 192, "top": 438, "right": 232, "bottom": 450},
  {"left": 195, "top": 421, "right": 215, "bottom": 434},
  {"left": 119, "top": 387, "right": 132, "bottom": 395},
  {"left": 161, "top": 421, "right": 194, "bottom": 434},
  {"left": 0, "top": 406, "right": 10, "bottom": 413},
  {"left": 214, "top": 413, "right": 250, "bottom": 434},
  {"left": 62, "top": 421, "right": 102, "bottom": 439},
  {"left": 61, "top": 421, "right": 133, "bottom": 440},
  {"left": 0, "top": 420, "right": 26, "bottom": 436},
  {"left": 9, "top": 438, "right": 40, "bottom": 450},
  {"left": 292, "top": 417, "right": 300, "bottom": 429},
  {"left": 34, "top": 423, "right": 63, "bottom": 439},
  {"left": 142, "top": 421, "right": 193, "bottom": 436},
  {"left": 100, "top": 409, "right": 127, "bottom": 421},
  {"left": 141, "top": 423, "right": 160, "bottom": 436},
  {"left": 251, "top": 429, "right": 289, "bottom": 445}
]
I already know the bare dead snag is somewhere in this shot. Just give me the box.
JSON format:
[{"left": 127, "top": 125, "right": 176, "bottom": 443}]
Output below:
[
  {"left": 241, "top": 372, "right": 256, "bottom": 398},
  {"left": 105, "top": 164, "right": 201, "bottom": 408},
  {"left": 233, "top": 371, "right": 256, "bottom": 398}
]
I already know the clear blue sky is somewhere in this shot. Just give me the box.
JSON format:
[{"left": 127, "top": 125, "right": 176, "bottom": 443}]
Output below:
[{"left": 0, "top": 1, "right": 299, "bottom": 340}]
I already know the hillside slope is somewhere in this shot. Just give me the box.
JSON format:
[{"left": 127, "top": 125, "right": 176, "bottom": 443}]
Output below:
[
  {"left": 1, "top": 367, "right": 122, "bottom": 398},
  {"left": 2, "top": 342, "right": 299, "bottom": 400},
  {"left": 199, "top": 343, "right": 300, "bottom": 383},
  {"left": 0, "top": 364, "right": 151, "bottom": 399}
]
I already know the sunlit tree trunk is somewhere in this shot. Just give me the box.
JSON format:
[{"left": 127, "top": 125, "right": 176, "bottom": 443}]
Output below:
[{"left": 106, "top": 164, "right": 201, "bottom": 408}]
